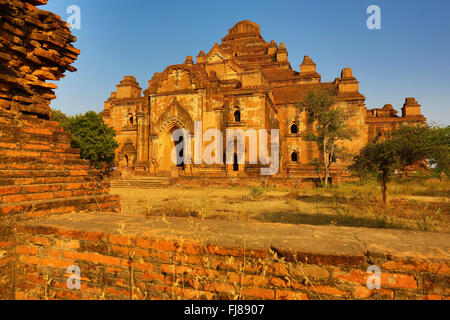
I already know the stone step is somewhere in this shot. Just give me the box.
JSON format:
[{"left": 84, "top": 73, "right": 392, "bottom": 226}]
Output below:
[
  {"left": 0, "top": 182, "right": 111, "bottom": 203},
  {"left": 0, "top": 156, "right": 89, "bottom": 166},
  {"left": 0, "top": 169, "right": 100, "bottom": 179},
  {"left": 0, "top": 175, "right": 100, "bottom": 187},
  {"left": 110, "top": 178, "right": 170, "bottom": 189}
]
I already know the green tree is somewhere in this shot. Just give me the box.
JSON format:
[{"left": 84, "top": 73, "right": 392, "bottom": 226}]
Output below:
[
  {"left": 423, "top": 125, "right": 450, "bottom": 178},
  {"left": 297, "top": 89, "right": 356, "bottom": 186},
  {"left": 70, "top": 111, "right": 118, "bottom": 169},
  {"left": 350, "top": 140, "right": 400, "bottom": 205},
  {"left": 50, "top": 109, "right": 72, "bottom": 133},
  {"left": 350, "top": 124, "right": 449, "bottom": 204},
  {"left": 51, "top": 109, "right": 118, "bottom": 169}
]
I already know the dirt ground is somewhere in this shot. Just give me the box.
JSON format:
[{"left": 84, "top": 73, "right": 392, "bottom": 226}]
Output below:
[{"left": 111, "top": 179, "right": 450, "bottom": 233}]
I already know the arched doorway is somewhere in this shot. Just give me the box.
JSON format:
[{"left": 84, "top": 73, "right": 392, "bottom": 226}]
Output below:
[
  {"left": 176, "top": 135, "right": 185, "bottom": 170},
  {"left": 290, "top": 124, "right": 298, "bottom": 134},
  {"left": 233, "top": 153, "right": 239, "bottom": 172},
  {"left": 234, "top": 110, "right": 241, "bottom": 122},
  {"left": 291, "top": 152, "right": 298, "bottom": 163},
  {"left": 161, "top": 124, "right": 188, "bottom": 171}
]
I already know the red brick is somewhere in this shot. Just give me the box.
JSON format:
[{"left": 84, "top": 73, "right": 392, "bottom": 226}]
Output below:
[
  {"left": 203, "top": 282, "right": 235, "bottom": 294},
  {"left": 55, "top": 191, "right": 72, "bottom": 198},
  {"left": 313, "top": 286, "right": 347, "bottom": 297},
  {"left": 142, "top": 272, "right": 164, "bottom": 282},
  {"left": 131, "top": 261, "right": 154, "bottom": 272},
  {"left": 105, "top": 287, "right": 129, "bottom": 297},
  {"left": 55, "top": 239, "right": 80, "bottom": 250},
  {"left": 269, "top": 263, "right": 289, "bottom": 276},
  {"left": 0, "top": 142, "right": 16, "bottom": 149},
  {"left": 0, "top": 186, "right": 21, "bottom": 195},
  {"left": 15, "top": 292, "right": 25, "bottom": 300},
  {"left": 16, "top": 246, "right": 39, "bottom": 256},
  {"left": 22, "top": 128, "right": 53, "bottom": 135},
  {"left": 137, "top": 238, "right": 177, "bottom": 251},
  {"left": 23, "top": 143, "right": 50, "bottom": 150},
  {"left": 269, "top": 276, "right": 288, "bottom": 288},
  {"left": 353, "top": 286, "right": 373, "bottom": 299},
  {"left": 334, "top": 269, "right": 367, "bottom": 285},
  {"left": 172, "top": 254, "right": 202, "bottom": 265},
  {"left": 30, "top": 236, "right": 51, "bottom": 246},
  {"left": 182, "top": 288, "right": 214, "bottom": 300},
  {"left": 0, "top": 241, "right": 14, "bottom": 248},
  {"left": 242, "top": 274, "right": 268, "bottom": 287},
  {"left": 111, "top": 245, "right": 131, "bottom": 256},
  {"left": 63, "top": 251, "right": 121, "bottom": 266},
  {"left": 275, "top": 290, "right": 309, "bottom": 300},
  {"left": 70, "top": 170, "right": 89, "bottom": 176},
  {"left": 108, "top": 234, "right": 133, "bottom": 246},
  {"left": 160, "top": 264, "right": 191, "bottom": 275},
  {"left": 56, "top": 230, "right": 105, "bottom": 242},
  {"left": 242, "top": 288, "right": 274, "bottom": 300},
  {"left": 42, "top": 248, "right": 62, "bottom": 259},
  {"left": 381, "top": 273, "right": 417, "bottom": 290}
]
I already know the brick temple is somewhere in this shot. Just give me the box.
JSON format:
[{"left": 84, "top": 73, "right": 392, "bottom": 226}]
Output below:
[
  {"left": 1, "top": 3, "right": 448, "bottom": 302},
  {"left": 102, "top": 20, "right": 426, "bottom": 179}
]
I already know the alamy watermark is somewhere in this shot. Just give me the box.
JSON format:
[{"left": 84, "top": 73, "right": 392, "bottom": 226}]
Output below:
[
  {"left": 367, "top": 5, "right": 381, "bottom": 30},
  {"left": 66, "top": 265, "right": 81, "bottom": 290},
  {"left": 366, "top": 265, "right": 381, "bottom": 290},
  {"left": 170, "top": 121, "right": 279, "bottom": 176},
  {"left": 66, "top": 5, "right": 81, "bottom": 30}
]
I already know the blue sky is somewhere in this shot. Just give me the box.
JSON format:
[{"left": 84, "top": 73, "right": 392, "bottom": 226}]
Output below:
[{"left": 44, "top": 0, "right": 450, "bottom": 125}]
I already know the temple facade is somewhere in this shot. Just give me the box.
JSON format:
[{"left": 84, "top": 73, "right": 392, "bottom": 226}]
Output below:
[{"left": 101, "top": 20, "right": 426, "bottom": 178}]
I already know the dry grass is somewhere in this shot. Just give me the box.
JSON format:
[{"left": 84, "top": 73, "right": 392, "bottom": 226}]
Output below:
[{"left": 112, "top": 178, "right": 449, "bottom": 233}]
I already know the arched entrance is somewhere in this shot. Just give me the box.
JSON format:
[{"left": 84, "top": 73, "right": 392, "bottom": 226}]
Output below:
[
  {"left": 161, "top": 124, "right": 188, "bottom": 171},
  {"left": 233, "top": 153, "right": 239, "bottom": 172}
]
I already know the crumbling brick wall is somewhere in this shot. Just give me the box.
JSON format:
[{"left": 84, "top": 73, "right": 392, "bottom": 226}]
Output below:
[
  {"left": 0, "top": 0, "right": 120, "bottom": 299},
  {"left": 13, "top": 214, "right": 450, "bottom": 300}
]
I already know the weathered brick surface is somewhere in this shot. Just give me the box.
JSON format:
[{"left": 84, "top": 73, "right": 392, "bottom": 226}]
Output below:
[
  {"left": 0, "top": 0, "right": 78, "bottom": 118},
  {"left": 0, "top": 0, "right": 120, "bottom": 299},
  {"left": 10, "top": 213, "right": 450, "bottom": 300}
]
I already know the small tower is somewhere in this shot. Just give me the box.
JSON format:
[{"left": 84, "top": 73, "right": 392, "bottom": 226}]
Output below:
[
  {"left": 197, "top": 50, "right": 206, "bottom": 64},
  {"left": 337, "top": 68, "right": 359, "bottom": 93},
  {"left": 277, "top": 42, "right": 288, "bottom": 62},
  {"left": 300, "top": 56, "right": 317, "bottom": 75},
  {"left": 116, "top": 76, "right": 142, "bottom": 99},
  {"left": 401, "top": 98, "right": 422, "bottom": 117},
  {"left": 184, "top": 56, "right": 194, "bottom": 66},
  {"left": 268, "top": 40, "right": 278, "bottom": 55}
]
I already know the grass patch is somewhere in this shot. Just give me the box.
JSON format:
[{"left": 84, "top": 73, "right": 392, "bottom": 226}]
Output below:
[{"left": 112, "top": 179, "right": 449, "bottom": 233}]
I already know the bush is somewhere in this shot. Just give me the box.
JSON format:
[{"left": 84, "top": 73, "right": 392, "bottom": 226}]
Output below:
[{"left": 51, "top": 109, "right": 118, "bottom": 169}]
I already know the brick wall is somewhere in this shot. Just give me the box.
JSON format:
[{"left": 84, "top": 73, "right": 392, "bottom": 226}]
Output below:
[
  {"left": 0, "top": 0, "right": 121, "bottom": 299},
  {"left": 0, "top": 223, "right": 15, "bottom": 299},
  {"left": 12, "top": 213, "right": 450, "bottom": 300}
]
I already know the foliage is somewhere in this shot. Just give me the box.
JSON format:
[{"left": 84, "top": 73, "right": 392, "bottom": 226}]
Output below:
[
  {"left": 296, "top": 89, "right": 356, "bottom": 186},
  {"left": 423, "top": 125, "right": 449, "bottom": 178},
  {"left": 350, "top": 123, "right": 449, "bottom": 204},
  {"left": 350, "top": 139, "right": 400, "bottom": 204},
  {"left": 50, "top": 109, "right": 72, "bottom": 133},
  {"left": 51, "top": 109, "right": 118, "bottom": 169}
]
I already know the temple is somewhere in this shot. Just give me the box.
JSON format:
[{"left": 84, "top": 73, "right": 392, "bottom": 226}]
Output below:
[{"left": 101, "top": 20, "right": 426, "bottom": 180}]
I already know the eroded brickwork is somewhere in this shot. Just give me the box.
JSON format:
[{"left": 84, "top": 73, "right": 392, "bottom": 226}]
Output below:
[
  {"left": 13, "top": 213, "right": 450, "bottom": 300},
  {"left": 0, "top": 0, "right": 120, "bottom": 299}
]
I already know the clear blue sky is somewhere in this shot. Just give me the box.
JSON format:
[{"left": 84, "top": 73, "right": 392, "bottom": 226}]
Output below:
[{"left": 45, "top": 0, "right": 450, "bottom": 125}]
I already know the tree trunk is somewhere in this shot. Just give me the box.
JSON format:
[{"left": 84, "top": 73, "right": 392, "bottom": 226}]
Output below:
[
  {"left": 381, "top": 173, "right": 389, "bottom": 206},
  {"left": 323, "top": 143, "right": 329, "bottom": 187}
]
